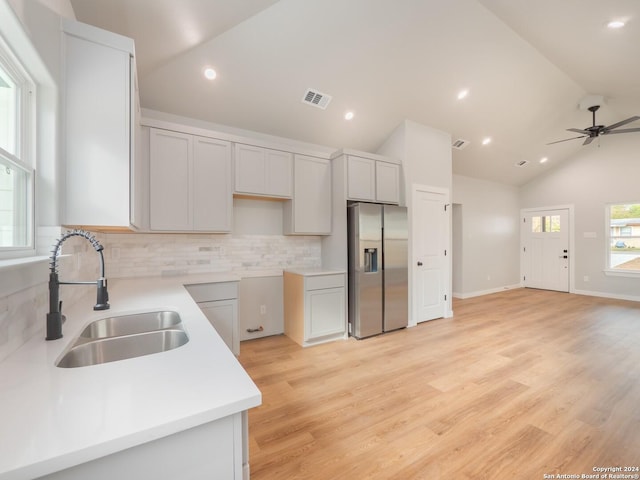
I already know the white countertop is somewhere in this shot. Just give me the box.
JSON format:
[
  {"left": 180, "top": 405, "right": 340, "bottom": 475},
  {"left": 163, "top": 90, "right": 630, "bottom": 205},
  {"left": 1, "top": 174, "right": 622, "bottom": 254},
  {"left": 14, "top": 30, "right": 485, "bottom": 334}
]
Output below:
[
  {"left": 0, "top": 274, "right": 261, "bottom": 479},
  {"left": 284, "top": 267, "right": 346, "bottom": 276}
]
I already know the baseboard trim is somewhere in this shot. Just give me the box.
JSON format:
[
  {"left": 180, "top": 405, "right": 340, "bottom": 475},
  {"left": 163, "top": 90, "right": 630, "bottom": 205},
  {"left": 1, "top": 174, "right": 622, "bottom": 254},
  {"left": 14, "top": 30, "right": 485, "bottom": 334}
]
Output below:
[
  {"left": 572, "top": 288, "right": 640, "bottom": 303},
  {"left": 453, "top": 283, "right": 522, "bottom": 300}
]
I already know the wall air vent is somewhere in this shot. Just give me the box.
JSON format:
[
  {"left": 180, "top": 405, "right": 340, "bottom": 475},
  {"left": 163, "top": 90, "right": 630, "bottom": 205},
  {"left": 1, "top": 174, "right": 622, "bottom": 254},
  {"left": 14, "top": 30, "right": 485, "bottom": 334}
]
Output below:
[
  {"left": 514, "top": 160, "right": 529, "bottom": 168},
  {"left": 452, "top": 138, "right": 470, "bottom": 150},
  {"left": 302, "top": 88, "right": 332, "bottom": 110}
]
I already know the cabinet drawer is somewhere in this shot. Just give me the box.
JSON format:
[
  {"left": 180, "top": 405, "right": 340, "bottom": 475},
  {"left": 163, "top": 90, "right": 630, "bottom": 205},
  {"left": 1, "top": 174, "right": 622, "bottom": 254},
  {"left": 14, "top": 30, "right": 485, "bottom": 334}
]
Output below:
[
  {"left": 185, "top": 282, "right": 238, "bottom": 303},
  {"left": 306, "top": 274, "right": 345, "bottom": 291}
]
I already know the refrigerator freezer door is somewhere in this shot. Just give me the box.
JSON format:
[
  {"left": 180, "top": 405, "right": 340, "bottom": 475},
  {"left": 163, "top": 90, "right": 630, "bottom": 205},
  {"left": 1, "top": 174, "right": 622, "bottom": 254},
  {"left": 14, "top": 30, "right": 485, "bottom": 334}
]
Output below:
[
  {"left": 348, "top": 203, "right": 383, "bottom": 338},
  {"left": 383, "top": 205, "right": 408, "bottom": 331}
]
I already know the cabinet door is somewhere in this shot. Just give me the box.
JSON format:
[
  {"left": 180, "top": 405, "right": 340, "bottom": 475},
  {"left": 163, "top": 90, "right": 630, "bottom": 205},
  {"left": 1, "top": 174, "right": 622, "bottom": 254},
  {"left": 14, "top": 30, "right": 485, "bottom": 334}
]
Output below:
[
  {"left": 63, "top": 28, "right": 132, "bottom": 227},
  {"left": 199, "top": 300, "right": 238, "bottom": 355},
  {"left": 376, "top": 161, "right": 400, "bottom": 204},
  {"left": 265, "top": 150, "right": 292, "bottom": 197},
  {"left": 306, "top": 287, "right": 346, "bottom": 340},
  {"left": 149, "top": 129, "right": 192, "bottom": 230},
  {"left": 285, "top": 155, "right": 331, "bottom": 234},
  {"left": 347, "top": 156, "right": 376, "bottom": 201},
  {"left": 234, "top": 144, "right": 266, "bottom": 194},
  {"left": 193, "top": 137, "right": 232, "bottom": 231}
]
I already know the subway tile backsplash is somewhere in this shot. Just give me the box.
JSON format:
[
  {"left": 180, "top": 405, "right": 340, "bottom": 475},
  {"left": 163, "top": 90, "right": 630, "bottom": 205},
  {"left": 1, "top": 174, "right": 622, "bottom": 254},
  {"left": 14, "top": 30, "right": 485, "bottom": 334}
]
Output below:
[{"left": 101, "top": 233, "right": 322, "bottom": 278}]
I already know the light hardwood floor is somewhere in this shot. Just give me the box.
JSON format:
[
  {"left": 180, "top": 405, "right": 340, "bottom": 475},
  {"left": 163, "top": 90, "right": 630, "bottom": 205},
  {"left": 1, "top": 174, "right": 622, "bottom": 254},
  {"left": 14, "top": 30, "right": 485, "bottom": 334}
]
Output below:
[{"left": 239, "top": 288, "right": 640, "bottom": 479}]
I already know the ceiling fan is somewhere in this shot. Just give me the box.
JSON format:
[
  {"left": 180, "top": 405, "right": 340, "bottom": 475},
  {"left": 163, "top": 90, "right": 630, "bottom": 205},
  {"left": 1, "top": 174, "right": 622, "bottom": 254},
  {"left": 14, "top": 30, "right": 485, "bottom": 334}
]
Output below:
[{"left": 548, "top": 105, "right": 640, "bottom": 145}]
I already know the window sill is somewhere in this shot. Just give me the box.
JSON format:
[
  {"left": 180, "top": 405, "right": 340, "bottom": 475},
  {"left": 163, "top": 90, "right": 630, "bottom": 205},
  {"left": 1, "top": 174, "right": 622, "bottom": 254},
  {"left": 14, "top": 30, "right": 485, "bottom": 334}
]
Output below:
[
  {"left": 603, "top": 268, "right": 640, "bottom": 279},
  {"left": 0, "top": 256, "right": 51, "bottom": 297}
]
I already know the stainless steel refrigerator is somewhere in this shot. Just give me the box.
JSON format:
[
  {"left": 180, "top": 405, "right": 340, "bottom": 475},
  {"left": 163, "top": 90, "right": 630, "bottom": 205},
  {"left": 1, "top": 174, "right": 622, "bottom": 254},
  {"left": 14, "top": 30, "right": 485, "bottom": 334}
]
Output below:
[{"left": 347, "top": 203, "right": 408, "bottom": 339}]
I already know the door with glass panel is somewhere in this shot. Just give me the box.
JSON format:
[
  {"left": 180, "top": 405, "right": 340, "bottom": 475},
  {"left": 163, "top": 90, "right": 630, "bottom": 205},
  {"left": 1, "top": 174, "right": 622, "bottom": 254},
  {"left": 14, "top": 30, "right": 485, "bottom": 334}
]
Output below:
[{"left": 522, "top": 209, "right": 569, "bottom": 292}]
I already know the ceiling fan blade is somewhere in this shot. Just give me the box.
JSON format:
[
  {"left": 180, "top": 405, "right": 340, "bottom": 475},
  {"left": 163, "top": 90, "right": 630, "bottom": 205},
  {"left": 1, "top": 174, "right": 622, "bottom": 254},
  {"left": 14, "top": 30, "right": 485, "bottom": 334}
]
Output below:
[
  {"left": 603, "top": 116, "right": 640, "bottom": 131},
  {"left": 583, "top": 136, "right": 595, "bottom": 145},
  {"left": 547, "top": 135, "right": 586, "bottom": 145},
  {"left": 603, "top": 127, "right": 640, "bottom": 135},
  {"left": 567, "top": 128, "right": 590, "bottom": 134}
]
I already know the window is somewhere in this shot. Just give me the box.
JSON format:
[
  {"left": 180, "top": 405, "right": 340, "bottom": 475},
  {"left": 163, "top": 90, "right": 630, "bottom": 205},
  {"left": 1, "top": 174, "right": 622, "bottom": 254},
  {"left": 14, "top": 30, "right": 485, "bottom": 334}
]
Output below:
[
  {"left": 531, "top": 215, "right": 561, "bottom": 233},
  {"left": 606, "top": 203, "right": 640, "bottom": 273},
  {"left": 0, "top": 35, "right": 34, "bottom": 255}
]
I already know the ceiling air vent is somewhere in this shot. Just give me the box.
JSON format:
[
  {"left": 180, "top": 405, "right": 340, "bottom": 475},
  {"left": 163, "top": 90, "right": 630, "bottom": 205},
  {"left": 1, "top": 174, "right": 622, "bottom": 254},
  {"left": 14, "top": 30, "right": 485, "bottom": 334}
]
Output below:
[
  {"left": 302, "top": 88, "right": 332, "bottom": 110},
  {"left": 514, "top": 160, "right": 529, "bottom": 168},
  {"left": 452, "top": 138, "right": 470, "bottom": 150}
]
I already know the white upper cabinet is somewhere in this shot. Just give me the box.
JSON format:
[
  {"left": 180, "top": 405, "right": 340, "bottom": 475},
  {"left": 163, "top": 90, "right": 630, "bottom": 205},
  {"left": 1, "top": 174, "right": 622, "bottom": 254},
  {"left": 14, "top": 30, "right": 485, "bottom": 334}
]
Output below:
[
  {"left": 347, "top": 156, "right": 376, "bottom": 201},
  {"left": 346, "top": 154, "right": 400, "bottom": 204},
  {"left": 62, "top": 19, "right": 139, "bottom": 229},
  {"left": 375, "top": 161, "right": 401, "bottom": 204},
  {"left": 234, "top": 144, "right": 292, "bottom": 198},
  {"left": 284, "top": 155, "right": 331, "bottom": 235},
  {"left": 149, "top": 128, "right": 232, "bottom": 232}
]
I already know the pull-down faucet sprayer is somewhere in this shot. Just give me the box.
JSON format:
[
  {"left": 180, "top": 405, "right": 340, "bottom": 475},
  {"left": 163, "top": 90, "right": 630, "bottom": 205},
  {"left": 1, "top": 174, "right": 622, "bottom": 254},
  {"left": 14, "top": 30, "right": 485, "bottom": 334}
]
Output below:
[{"left": 46, "top": 229, "right": 110, "bottom": 340}]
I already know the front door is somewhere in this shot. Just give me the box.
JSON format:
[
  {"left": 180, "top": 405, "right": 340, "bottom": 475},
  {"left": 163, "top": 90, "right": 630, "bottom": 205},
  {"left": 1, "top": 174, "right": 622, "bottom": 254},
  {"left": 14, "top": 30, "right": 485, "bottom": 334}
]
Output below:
[
  {"left": 522, "top": 208, "right": 570, "bottom": 292},
  {"left": 413, "top": 188, "right": 448, "bottom": 322}
]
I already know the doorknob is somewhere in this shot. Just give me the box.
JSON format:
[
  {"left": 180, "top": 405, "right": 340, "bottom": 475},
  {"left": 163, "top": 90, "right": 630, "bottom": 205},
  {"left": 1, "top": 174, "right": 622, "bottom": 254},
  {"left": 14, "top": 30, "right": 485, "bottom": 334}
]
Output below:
[
  {"left": 417, "top": 261, "right": 423, "bottom": 266},
  {"left": 558, "top": 255, "right": 568, "bottom": 259}
]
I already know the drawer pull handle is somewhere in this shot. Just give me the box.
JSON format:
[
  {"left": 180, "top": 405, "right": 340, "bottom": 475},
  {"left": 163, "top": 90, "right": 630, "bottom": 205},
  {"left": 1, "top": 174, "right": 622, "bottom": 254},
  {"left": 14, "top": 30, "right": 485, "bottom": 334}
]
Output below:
[{"left": 247, "top": 326, "right": 264, "bottom": 333}]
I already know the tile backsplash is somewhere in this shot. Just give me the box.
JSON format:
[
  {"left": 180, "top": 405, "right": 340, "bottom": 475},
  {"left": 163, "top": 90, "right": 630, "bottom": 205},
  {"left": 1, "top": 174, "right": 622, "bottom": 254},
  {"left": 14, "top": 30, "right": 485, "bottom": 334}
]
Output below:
[
  {"left": 102, "top": 233, "right": 322, "bottom": 278},
  {"left": 1, "top": 230, "right": 322, "bottom": 362}
]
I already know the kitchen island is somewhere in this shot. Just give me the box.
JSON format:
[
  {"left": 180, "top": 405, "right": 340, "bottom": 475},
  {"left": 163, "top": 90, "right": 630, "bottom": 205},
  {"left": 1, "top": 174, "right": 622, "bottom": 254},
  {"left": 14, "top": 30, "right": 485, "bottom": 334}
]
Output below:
[{"left": 0, "top": 274, "right": 261, "bottom": 480}]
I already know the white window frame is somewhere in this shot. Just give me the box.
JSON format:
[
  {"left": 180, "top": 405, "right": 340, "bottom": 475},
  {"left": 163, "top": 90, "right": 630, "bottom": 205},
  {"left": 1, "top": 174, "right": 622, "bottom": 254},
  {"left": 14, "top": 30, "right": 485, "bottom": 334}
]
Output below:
[
  {"left": 604, "top": 202, "right": 640, "bottom": 278},
  {"left": 0, "top": 31, "right": 35, "bottom": 259}
]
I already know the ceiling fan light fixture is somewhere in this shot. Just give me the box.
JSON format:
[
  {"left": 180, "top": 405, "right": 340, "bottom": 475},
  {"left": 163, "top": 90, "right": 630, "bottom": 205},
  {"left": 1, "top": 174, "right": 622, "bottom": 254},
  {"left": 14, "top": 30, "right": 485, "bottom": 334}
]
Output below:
[{"left": 607, "top": 20, "right": 625, "bottom": 29}]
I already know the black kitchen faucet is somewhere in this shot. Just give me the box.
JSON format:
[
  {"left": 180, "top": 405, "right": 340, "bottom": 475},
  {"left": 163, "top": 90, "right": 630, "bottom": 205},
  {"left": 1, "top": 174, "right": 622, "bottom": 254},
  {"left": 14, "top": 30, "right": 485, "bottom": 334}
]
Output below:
[{"left": 46, "top": 229, "right": 109, "bottom": 340}]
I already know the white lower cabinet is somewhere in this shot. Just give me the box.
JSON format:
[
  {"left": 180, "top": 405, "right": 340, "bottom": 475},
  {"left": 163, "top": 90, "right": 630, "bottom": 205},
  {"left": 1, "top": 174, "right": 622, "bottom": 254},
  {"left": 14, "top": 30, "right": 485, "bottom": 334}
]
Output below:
[
  {"left": 186, "top": 282, "right": 239, "bottom": 355},
  {"left": 198, "top": 300, "right": 238, "bottom": 355},
  {"left": 40, "top": 413, "right": 244, "bottom": 480},
  {"left": 283, "top": 270, "right": 346, "bottom": 347}
]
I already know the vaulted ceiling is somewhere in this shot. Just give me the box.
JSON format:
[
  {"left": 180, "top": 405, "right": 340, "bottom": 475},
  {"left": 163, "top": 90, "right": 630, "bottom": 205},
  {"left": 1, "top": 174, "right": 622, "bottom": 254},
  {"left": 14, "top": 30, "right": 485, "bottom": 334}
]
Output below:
[{"left": 69, "top": 0, "right": 640, "bottom": 186}]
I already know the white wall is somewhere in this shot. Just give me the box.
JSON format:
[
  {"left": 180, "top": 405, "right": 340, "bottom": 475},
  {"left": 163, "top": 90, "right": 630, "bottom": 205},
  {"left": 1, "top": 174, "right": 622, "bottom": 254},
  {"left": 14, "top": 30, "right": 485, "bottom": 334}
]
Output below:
[
  {"left": 520, "top": 134, "right": 640, "bottom": 300},
  {"left": 452, "top": 174, "right": 521, "bottom": 298}
]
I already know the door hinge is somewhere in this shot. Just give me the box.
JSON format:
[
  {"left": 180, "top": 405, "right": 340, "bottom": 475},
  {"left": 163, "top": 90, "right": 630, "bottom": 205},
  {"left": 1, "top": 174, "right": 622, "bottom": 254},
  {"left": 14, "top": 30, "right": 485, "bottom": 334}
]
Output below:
[
  {"left": 444, "top": 204, "right": 448, "bottom": 212},
  {"left": 444, "top": 249, "right": 447, "bottom": 256},
  {"left": 523, "top": 246, "right": 526, "bottom": 253},
  {"left": 444, "top": 294, "right": 447, "bottom": 301},
  {"left": 523, "top": 217, "right": 526, "bottom": 223},
  {"left": 523, "top": 275, "right": 526, "bottom": 281}
]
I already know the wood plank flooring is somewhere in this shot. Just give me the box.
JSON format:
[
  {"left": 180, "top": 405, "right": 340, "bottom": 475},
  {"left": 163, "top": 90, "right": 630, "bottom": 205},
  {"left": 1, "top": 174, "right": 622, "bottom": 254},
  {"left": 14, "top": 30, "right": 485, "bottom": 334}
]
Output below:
[{"left": 238, "top": 288, "right": 640, "bottom": 479}]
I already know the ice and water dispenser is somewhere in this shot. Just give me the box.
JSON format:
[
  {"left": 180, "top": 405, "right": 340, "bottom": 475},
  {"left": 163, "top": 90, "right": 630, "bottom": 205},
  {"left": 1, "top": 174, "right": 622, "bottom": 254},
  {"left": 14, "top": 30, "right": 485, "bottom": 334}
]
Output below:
[{"left": 364, "top": 248, "right": 378, "bottom": 273}]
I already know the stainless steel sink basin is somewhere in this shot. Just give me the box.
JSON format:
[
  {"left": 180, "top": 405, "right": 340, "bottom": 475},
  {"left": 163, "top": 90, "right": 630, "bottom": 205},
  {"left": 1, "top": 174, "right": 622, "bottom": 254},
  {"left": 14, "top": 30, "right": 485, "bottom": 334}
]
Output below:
[
  {"left": 57, "top": 329, "right": 189, "bottom": 368},
  {"left": 56, "top": 310, "right": 188, "bottom": 368},
  {"left": 79, "top": 310, "right": 182, "bottom": 339}
]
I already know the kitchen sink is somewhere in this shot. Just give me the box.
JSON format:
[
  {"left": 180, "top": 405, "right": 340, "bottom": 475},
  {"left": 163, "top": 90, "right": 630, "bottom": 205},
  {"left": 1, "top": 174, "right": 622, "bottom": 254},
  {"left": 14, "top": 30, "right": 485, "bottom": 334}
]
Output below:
[
  {"left": 79, "top": 310, "right": 182, "bottom": 339},
  {"left": 56, "top": 311, "right": 189, "bottom": 368}
]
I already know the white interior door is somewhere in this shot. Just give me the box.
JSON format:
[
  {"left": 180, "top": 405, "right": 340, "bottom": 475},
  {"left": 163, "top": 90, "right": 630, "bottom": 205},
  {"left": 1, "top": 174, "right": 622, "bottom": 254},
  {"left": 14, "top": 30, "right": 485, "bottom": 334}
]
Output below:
[
  {"left": 522, "top": 208, "right": 569, "bottom": 292},
  {"left": 413, "top": 188, "right": 448, "bottom": 322}
]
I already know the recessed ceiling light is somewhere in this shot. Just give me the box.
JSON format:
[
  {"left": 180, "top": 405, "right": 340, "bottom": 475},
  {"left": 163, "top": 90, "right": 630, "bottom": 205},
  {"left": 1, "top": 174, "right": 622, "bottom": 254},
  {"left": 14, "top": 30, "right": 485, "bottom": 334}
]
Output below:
[
  {"left": 482, "top": 137, "right": 492, "bottom": 145},
  {"left": 607, "top": 20, "right": 625, "bottom": 29},
  {"left": 203, "top": 67, "right": 217, "bottom": 80},
  {"left": 457, "top": 89, "right": 469, "bottom": 100},
  {"left": 540, "top": 157, "right": 548, "bottom": 164},
  {"left": 344, "top": 111, "right": 354, "bottom": 120}
]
